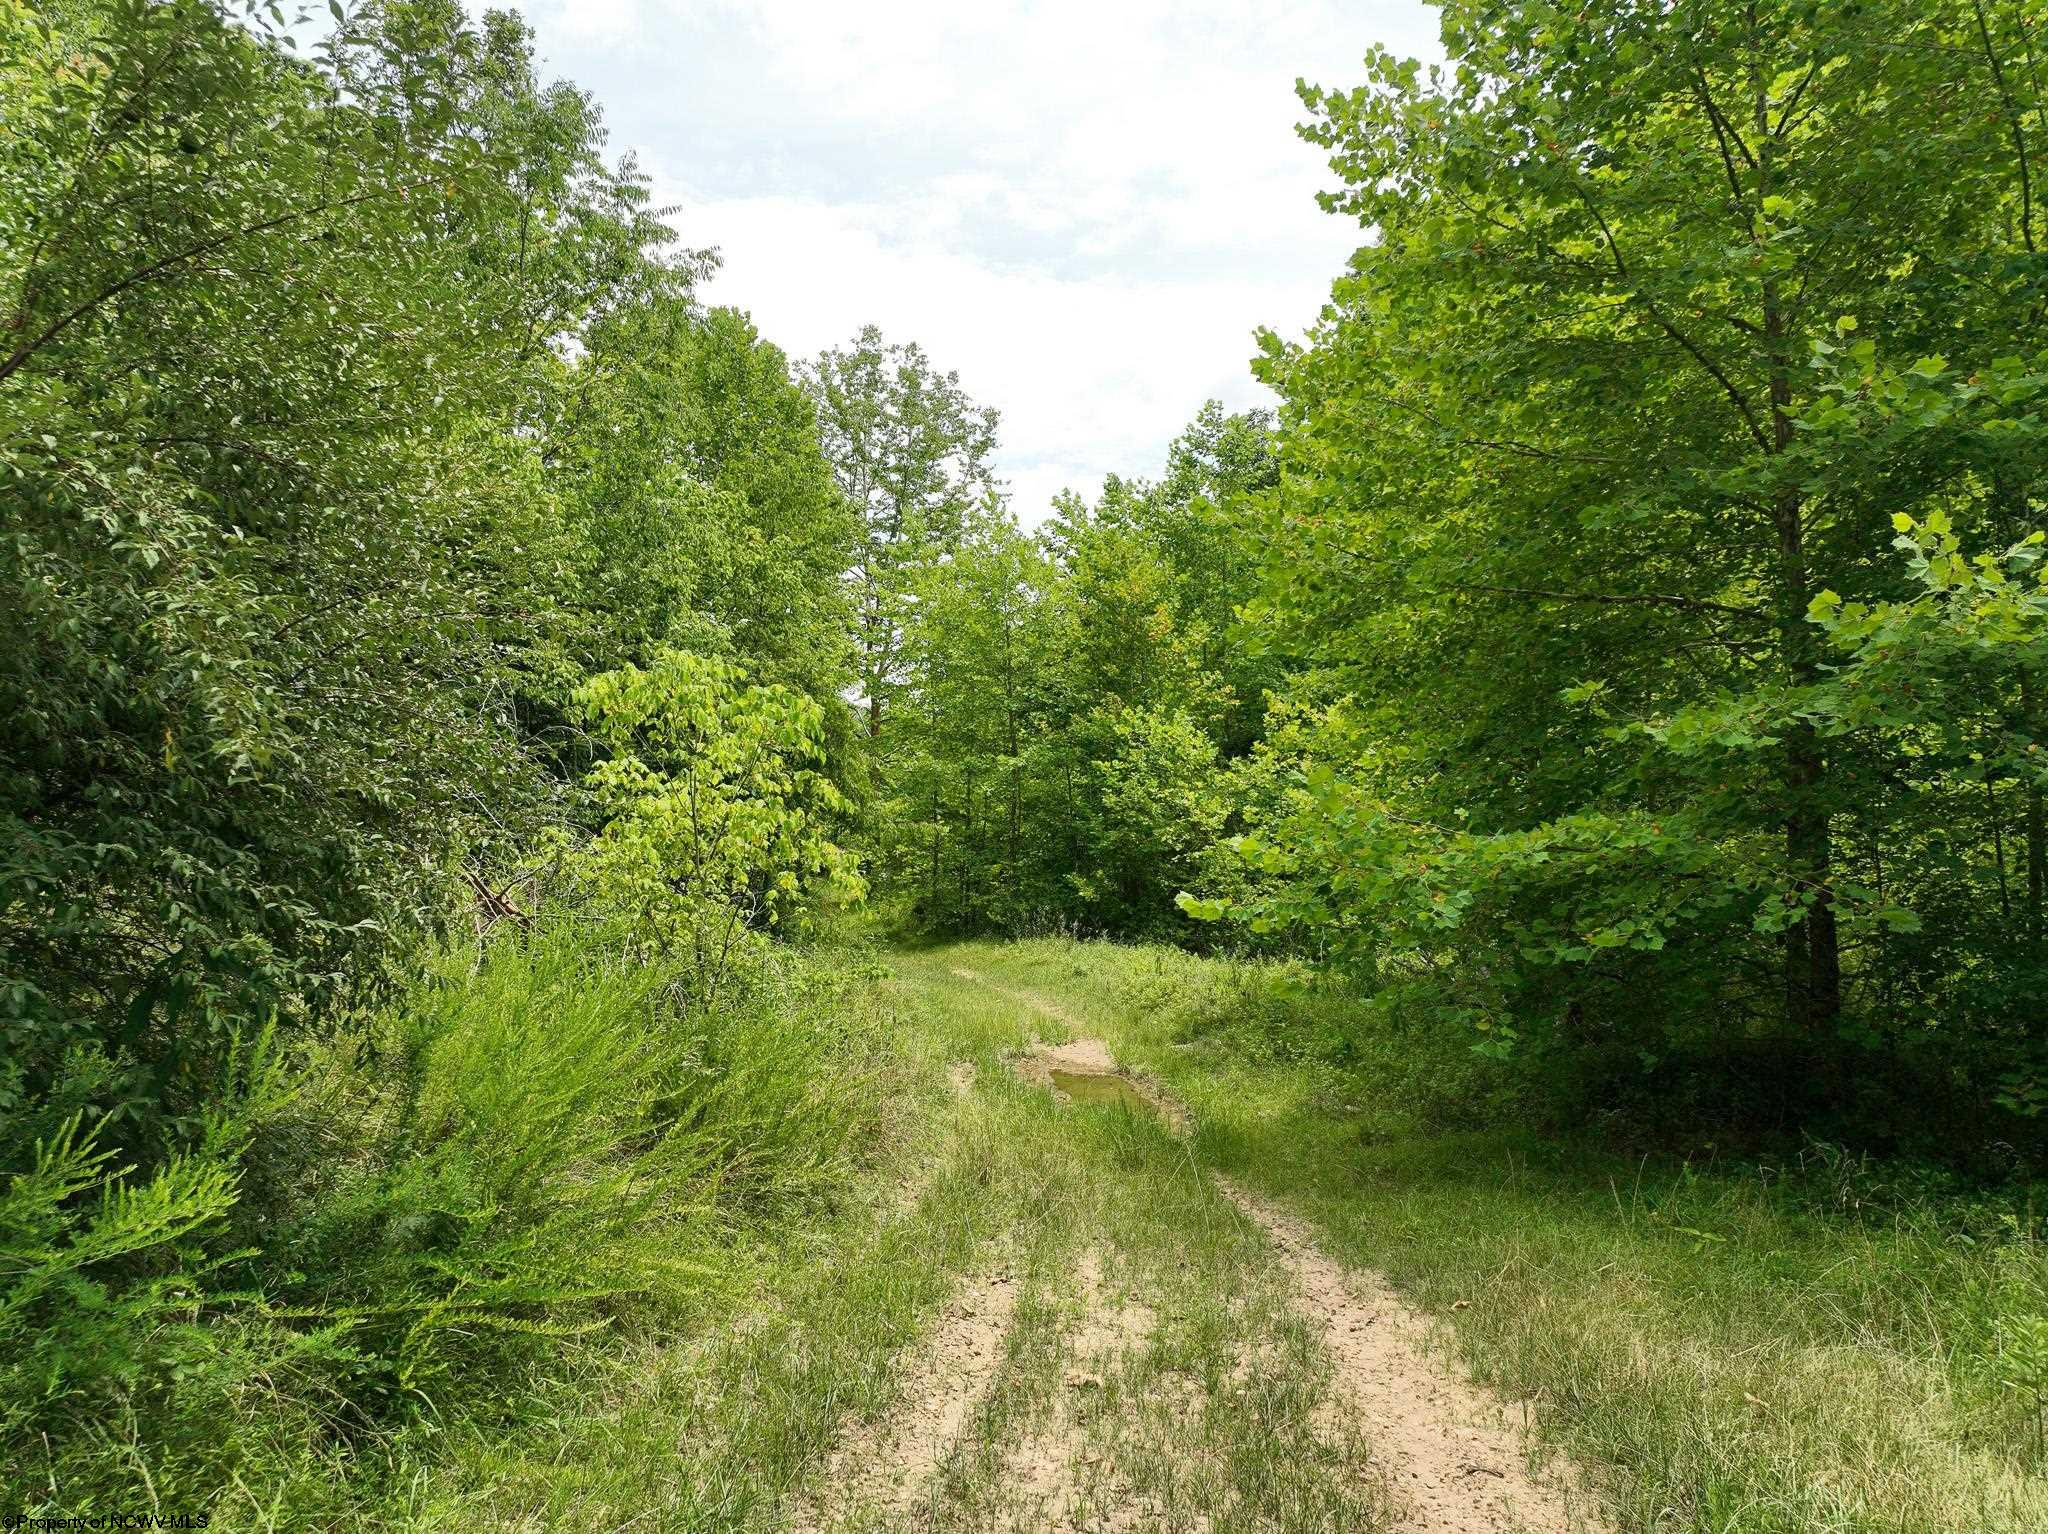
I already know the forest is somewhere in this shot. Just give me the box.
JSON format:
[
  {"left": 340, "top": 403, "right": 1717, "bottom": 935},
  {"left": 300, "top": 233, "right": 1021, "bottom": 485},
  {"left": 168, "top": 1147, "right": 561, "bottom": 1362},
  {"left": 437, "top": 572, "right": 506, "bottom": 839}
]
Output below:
[{"left": 5, "top": 1, "right": 2048, "bottom": 1530}]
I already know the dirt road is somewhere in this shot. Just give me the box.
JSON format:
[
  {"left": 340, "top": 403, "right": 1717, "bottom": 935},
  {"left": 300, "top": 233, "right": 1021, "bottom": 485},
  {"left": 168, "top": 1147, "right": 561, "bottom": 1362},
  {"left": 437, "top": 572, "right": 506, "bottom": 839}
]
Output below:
[{"left": 790, "top": 957, "right": 1609, "bottom": 1533}]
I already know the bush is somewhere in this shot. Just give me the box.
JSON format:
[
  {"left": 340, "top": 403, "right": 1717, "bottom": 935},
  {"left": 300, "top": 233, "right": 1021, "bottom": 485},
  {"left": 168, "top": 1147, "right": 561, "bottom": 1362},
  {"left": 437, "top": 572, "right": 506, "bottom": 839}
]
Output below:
[
  {"left": 1105, "top": 948, "right": 1528, "bottom": 1134},
  {"left": 1, "top": 1033, "right": 301, "bottom": 1464},
  {"left": 0, "top": 917, "right": 880, "bottom": 1515}
]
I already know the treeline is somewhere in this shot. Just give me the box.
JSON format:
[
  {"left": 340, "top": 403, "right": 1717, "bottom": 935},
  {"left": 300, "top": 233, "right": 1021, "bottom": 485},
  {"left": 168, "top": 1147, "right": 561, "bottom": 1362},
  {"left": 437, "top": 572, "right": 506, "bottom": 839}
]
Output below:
[
  {"left": 2, "top": 0, "right": 875, "bottom": 1510},
  {"left": 1220, "top": 0, "right": 2048, "bottom": 1152},
  {"left": 877, "top": 0, "right": 2048, "bottom": 1161},
  {"left": 4, "top": 0, "right": 858, "bottom": 1140},
  {"left": 866, "top": 403, "right": 1286, "bottom": 936}
]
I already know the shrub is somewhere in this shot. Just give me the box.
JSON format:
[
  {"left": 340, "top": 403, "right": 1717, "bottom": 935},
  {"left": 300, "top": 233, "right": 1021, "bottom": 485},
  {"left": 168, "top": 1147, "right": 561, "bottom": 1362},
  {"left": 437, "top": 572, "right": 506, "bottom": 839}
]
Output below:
[
  {"left": 1, "top": 918, "right": 880, "bottom": 1514},
  {"left": 560, "top": 649, "right": 865, "bottom": 1003}
]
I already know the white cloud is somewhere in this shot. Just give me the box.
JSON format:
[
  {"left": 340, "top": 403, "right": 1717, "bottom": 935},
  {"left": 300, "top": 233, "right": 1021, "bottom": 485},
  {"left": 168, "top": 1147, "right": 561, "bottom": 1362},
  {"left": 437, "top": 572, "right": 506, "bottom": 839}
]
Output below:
[
  {"left": 523, "top": 0, "right": 1444, "bottom": 520},
  {"left": 674, "top": 192, "right": 1299, "bottom": 508}
]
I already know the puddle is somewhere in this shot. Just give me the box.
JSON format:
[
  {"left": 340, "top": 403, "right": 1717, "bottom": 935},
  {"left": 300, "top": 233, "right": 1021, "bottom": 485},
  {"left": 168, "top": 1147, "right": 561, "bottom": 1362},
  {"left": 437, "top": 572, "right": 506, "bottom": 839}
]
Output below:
[
  {"left": 1010, "top": 1036, "right": 1190, "bottom": 1134},
  {"left": 1049, "top": 1068, "right": 1159, "bottom": 1115}
]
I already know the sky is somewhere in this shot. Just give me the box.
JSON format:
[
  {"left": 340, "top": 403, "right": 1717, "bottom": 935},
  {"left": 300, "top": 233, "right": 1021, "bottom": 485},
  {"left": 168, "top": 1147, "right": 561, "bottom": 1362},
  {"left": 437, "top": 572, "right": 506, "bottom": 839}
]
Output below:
[{"left": 518, "top": 1, "right": 1445, "bottom": 522}]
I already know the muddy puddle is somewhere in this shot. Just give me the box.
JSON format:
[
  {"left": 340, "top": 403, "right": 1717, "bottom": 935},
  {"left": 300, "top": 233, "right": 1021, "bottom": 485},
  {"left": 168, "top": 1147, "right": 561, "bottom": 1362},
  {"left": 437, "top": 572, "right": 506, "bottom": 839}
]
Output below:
[
  {"left": 1011, "top": 1036, "right": 1188, "bottom": 1133},
  {"left": 1049, "top": 1067, "right": 1158, "bottom": 1115}
]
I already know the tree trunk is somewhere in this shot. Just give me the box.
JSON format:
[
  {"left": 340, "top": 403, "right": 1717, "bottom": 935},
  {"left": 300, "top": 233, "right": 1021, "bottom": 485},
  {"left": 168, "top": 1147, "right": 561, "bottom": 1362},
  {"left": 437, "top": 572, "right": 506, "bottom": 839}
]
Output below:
[
  {"left": 929, "top": 784, "right": 942, "bottom": 909},
  {"left": 861, "top": 541, "right": 886, "bottom": 737},
  {"left": 2026, "top": 672, "right": 2046, "bottom": 953},
  {"left": 1991, "top": 768, "right": 2014, "bottom": 924},
  {"left": 1758, "top": 75, "right": 1842, "bottom": 1042},
  {"left": 1768, "top": 462, "right": 1843, "bottom": 1038},
  {"left": 957, "top": 799, "right": 973, "bottom": 926},
  {"left": 1003, "top": 618, "right": 1021, "bottom": 897}
]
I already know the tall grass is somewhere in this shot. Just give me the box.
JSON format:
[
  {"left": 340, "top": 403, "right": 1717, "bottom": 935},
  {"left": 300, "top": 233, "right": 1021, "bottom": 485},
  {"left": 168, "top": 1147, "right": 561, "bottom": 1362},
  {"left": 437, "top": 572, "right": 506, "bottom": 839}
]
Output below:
[
  {"left": 939, "top": 936, "right": 2048, "bottom": 1533},
  {"left": 0, "top": 917, "right": 882, "bottom": 1519}
]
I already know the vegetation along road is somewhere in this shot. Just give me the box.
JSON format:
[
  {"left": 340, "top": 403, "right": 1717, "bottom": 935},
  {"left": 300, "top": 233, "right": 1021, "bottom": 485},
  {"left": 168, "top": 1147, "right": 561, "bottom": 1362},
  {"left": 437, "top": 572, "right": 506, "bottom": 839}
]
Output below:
[
  {"left": 10, "top": 2, "right": 2048, "bottom": 1530},
  {"left": 367, "top": 942, "right": 2045, "bottom": 1533}
]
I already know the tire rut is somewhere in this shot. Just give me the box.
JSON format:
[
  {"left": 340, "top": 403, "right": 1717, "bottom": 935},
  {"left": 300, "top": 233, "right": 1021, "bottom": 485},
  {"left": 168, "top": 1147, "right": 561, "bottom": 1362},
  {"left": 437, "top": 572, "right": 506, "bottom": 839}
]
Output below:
[
  {"left": 794, "top": 1267, "right": 1020, "bottom": 1532},
  {"left": 1217, "top": 1178, "right": 1609, "bottom": 1534}
]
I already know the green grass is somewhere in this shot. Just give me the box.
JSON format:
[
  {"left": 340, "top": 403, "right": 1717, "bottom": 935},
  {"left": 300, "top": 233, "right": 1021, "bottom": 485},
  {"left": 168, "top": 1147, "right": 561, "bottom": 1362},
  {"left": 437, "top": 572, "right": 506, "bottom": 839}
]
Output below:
[
  {"left": 388, "top": 943, "right": 1392, "bottom": 1532},
  {"left": 27, "top": 929, "right": 2045, "bottom": 1531},
  {"left": 937, "top": 936, "right": 2048, "bottom": 1534},
  {"left": 3, "top": 922, "right": 890, "bottom": 1529}
]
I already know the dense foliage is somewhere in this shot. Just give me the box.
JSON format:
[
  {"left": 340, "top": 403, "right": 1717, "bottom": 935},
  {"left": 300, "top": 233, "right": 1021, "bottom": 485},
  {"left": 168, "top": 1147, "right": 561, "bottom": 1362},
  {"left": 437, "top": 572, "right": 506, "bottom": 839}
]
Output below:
[
  {"left": 806, "top": 325, "right": 1000, "bottom": 739},
  {"left": 1168, "top": 0, "right": 2048, "bottom": 1152},
  {"left": 860, "top": 0, "right": 2048, "bottom": 1160},
  {"left": 2, "top": 0, "right": 866, "bottom": 1507},
  {"left": 0, "top": 0, "right": 855, "bottom": 1147},
  {"left": 870, "top": 404, "right": 1289, "bottom": 935},
  {"left": 8, "top": 0, "right": 2048, "bottom": 1517}
]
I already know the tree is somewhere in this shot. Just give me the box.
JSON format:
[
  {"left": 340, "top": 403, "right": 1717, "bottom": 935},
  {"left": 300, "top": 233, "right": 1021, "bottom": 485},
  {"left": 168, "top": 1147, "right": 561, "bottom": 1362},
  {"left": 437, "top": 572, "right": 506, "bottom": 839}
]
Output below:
[
  {"left": 567, "top": 650, "right": 863, "bottom": 1002},
  {"left": 878, "top": 507, "right": 1053, "bottom": 929},
  {"left": 1187, "top": 0, "right": 2048, "bottom": 1133},
  {"left": 544, "top": 299, "right": 857, "bottom": 711},
  {"left": 805, "top": 326, "right": 1001, "bottom": 734},
  {"left": 0, "top": 0, "right": 687, "bottom": 1141},
  {"left": 873, "top": 404, "right": 1285, "bottom": 939}
]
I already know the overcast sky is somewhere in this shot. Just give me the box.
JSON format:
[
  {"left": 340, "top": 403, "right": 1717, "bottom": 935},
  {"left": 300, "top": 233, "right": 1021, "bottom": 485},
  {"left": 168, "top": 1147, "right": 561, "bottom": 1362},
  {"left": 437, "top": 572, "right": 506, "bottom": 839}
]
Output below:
[{"left": 519, "top": 1, "right": 1444, "bottom": 521}]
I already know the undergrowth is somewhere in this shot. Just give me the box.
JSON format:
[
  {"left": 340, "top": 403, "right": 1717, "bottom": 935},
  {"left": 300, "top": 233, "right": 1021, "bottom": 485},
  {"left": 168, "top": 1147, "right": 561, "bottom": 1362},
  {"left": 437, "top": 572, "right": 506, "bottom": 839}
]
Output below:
[
  {"left": 937, "top": 935, "right": 2048, "bottom": 1532},
  {"left": 0, "top": 918, "right": 883, "bottom": 1519}
]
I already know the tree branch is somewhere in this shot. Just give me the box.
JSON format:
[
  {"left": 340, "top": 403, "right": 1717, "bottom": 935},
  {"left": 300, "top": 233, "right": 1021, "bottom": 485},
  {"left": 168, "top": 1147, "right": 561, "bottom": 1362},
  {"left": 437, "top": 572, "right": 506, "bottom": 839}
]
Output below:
[
  {"left": 1770, "top": 59, "right": 1823, "bottom": 143},
  {"left": 0, "top": 179, "right": 433, "bottom": 385},
  {"left": 1565, "top": 178, "right": 1773, "bottom": 452},
  {"left": 1690, "top": 68, "right": 1756, "bottom": 207},
  {"left": 1362, "top": 392, "right": 1625, "bottom": 466},
  {"left": 1434, "top": 582, "right": 1768, "bottom": 620},
  {"left": 1974, "top": 0, "right": 2038, "bottom": 254}
]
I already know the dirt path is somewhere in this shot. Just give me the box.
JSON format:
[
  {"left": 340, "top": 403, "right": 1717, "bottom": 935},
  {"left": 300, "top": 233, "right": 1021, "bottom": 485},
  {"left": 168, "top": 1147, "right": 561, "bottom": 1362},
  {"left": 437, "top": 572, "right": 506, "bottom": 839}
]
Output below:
[
  {"left": 792, "top": 959, "right": 1610, "bottom": 1532},
  {"left": 991, "top": 1248, "right": 1168, "bottom": 1533},
  {"left": 950, "top": 964, "right": 1094, "bottom": 1032},
  {"left": 794, "top": 1268, "right": 1020, "bottom": 1532},
  {"left": 1219, "top": 1179, "right": 1607, "bottom": 1534}
]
